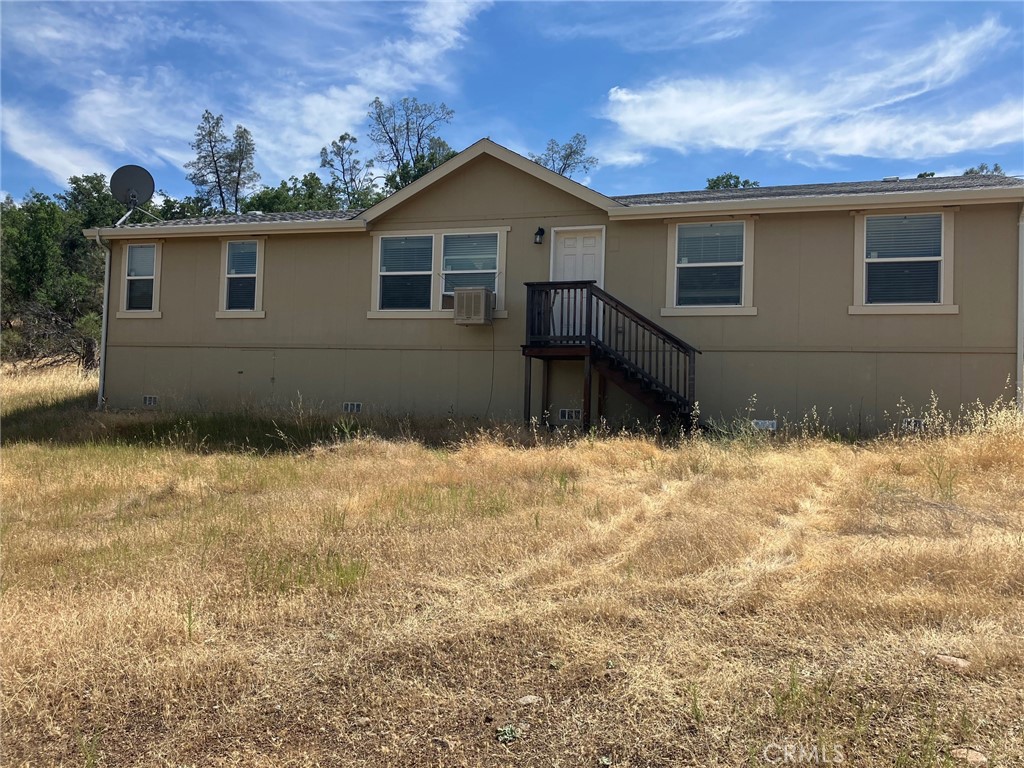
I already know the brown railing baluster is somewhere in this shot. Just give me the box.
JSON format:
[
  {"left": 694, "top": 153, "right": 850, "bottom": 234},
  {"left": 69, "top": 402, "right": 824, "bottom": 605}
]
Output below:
[{"left": 524, "top": 280, "right": 701, "bottom": 414}]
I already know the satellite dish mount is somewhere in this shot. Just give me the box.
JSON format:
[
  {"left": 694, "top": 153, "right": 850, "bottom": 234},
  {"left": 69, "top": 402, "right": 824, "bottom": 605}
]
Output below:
[{"left": 110, "top": 165, "right": 162, "bottom": 226}]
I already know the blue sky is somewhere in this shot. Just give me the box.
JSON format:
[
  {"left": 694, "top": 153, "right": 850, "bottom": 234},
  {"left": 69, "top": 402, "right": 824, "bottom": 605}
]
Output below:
[{"left": 2, "top": 1, "right": 1022, "bottom": 203}]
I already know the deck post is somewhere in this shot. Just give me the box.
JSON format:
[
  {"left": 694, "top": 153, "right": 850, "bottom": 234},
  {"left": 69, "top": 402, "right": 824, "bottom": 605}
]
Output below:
[
  {"left": 687, "top": 350, "right": 696, "bottom": 409},
  {"left": 582, "top": 351, "right": 592, "bottom": 431},
  {"left": 541, "top": 359, "right": 550, "bottom": 425},
  {"left": 523, "top": 355, "right": 532, "bottom": 424}
]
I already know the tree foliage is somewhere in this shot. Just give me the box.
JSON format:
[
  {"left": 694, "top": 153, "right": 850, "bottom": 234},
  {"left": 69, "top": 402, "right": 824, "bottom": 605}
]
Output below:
[
  {"left": 367, "top": 97, "right": 456, "bottom": 192},
  {"left": 184, "top": 110, "right": 260, "bottom": 214},
  {"left": 243, "top": 174, "right": 346, "bottom": 213},
  {"left": 155, "top": 192, "right": 215, "bottom": 220},
  {"left": 0, "top": 177, "right": 124, "bottom": 365},
  {"left": 916, "top": 172, "right": 936, "bottom": 178},
  {"left": 963, "top": 163, "right": 1004, "bottom": 176},
  {"left": 706, "top": 173, "right": 760, "bottom": 190},
  {"left": 529, "top": 133, "right": 598, "bottom": 179},
  {"left": 319, "top": 133, "right": 385, "bottom": 210}
]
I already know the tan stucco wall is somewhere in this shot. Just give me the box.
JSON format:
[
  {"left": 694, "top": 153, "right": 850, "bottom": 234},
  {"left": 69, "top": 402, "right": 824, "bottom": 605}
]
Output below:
[{"left": 103, "top": 155, "right": 1021, "bottom": 430}]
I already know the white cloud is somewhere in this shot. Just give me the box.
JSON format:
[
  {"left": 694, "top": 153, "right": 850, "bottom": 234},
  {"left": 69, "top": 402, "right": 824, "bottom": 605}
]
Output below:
[
  {"left": 1, "top": 3, "right": 234, "bottom": 74},
  {"left": 1, "top": 106, "right": 112, "bottom": 185},
  {"left": 247, "top": 0, "right": 492, "bottom": 181},
  {"left": 70, "top": 68, "right": 203, "bottom": 161},
  {"left": 544, "top": 0, "right": 765, "bottom": 52},
  {"left": 602, "top": 18, "right": 1021, "bottom": 162},
  {"left": 594, "top": 146, "right": 649, "bottom": 168},
  {"left": 1, "top": 0, "right": 492, "bottom": 192}
]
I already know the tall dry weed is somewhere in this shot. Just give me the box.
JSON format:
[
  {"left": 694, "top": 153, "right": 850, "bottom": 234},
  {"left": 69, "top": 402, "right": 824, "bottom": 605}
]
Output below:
[{"left": 2, "top": 366, "right": 1023, "bottom": 766}]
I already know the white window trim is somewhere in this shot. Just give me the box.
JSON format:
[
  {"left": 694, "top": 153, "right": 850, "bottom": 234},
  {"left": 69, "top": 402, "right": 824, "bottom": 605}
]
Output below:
[
  {"left": 375, "top": 233, "right": 435, "bottom": 312},
  {"left": 369, "top": 226, "right": 510, "bottom": 319},
  {"left": 116, "top": 241, "right": 163, "bottom": 319},
  {"left": 216, "top": 237, "right": 266, "bottom": 319},
  {"left": 849, "top": 211, "right": 958, "bottom": 315},
  {"left": 661, "top": 218, "right": 757, "bottom": 317}
]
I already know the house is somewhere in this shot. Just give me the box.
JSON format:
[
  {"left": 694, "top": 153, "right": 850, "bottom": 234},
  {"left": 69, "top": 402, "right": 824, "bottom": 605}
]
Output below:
[{"left": 84, "top": 139, "right": 1024, "bottom": 431}]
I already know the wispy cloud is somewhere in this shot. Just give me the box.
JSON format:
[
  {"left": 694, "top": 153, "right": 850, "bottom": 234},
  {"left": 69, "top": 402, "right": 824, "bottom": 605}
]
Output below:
[
  {"left": 1, "top": 3, "right": 234, "bottom": 74},
  {"left": 69, "top": 68, "right": 204, "bottom": 160},
  {"left": 1, "top": 0, "right": 492, "bottom": 190},
  {"left": 601, "top": 17, "right": 1020, "bottom": 163},
  {"left": 248, "top": 0, "right": 492, "bottom": 180},
  {"left": 543, "top": 0, "right": 765, "bottom": 52},
  {"left": 1, "top": 106, "right": 112, "bottom": 185}
]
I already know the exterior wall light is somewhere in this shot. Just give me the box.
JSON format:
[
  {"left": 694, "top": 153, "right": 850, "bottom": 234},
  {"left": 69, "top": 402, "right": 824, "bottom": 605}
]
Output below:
[{"left": 534, "top": 227, "right": 545, "bottom": 245}]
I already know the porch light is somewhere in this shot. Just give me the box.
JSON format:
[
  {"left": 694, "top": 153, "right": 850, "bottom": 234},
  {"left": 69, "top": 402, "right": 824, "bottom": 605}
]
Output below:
[{"left": 534, "top": 227, "right": 545, "bottom": 245}]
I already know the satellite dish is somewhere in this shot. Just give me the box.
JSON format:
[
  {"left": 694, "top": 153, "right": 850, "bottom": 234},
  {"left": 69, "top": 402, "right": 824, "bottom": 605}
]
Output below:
[{"left": 110, "top": 165, "right": 155, "bottom": 209}]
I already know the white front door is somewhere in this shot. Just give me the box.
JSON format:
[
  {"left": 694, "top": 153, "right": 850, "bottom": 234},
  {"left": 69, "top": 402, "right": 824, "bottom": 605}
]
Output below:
[
  {"left": 551, "top": 228, "right": 604, "bottom": 286},
  {"left": 550, "top": 228, "right": 605, "bottom": 339}
]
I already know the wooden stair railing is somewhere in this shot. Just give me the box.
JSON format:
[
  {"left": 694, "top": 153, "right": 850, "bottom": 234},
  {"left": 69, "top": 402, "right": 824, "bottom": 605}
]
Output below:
[{"left": 523, "top": 281, "right": 701, "bottom": 424}]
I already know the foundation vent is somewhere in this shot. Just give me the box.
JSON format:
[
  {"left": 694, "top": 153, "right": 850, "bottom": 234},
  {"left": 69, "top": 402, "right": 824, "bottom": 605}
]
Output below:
[{"left": 342, "top": 402, "right": 362, "bottom": 414}]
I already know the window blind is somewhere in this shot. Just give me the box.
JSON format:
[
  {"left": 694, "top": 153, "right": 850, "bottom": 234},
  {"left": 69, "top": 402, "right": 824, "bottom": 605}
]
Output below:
[
  {"left": 380, "top": 275, "right": 432, "bottom": 309},
  {"left": 226, "top": 277, "right": 256, "bottom": 310},
  {"left": 442, "top": 233, "right": 498, "bottom": 271},
  {"left": 127, "top": 245, "right": 155, "bottom": 277},
  {"left": 127, "top": 279, "right": 154, "bottom": 310},
  {"left": 676, "top": 265, "right": 743, "bottom": 306},
  {"left": 678, "top": 222, "right": 744, "bottom": 265},
  {"left": 381, "top": 236, "right": 432, "bottom": 272},
  {"left": 866, "top": 215, "right": 941, "bottom": 260},
  {"left": 227, "top": 242, "right": 258, "bottom": 275},
  {"left": 866, "top": 262, "right": 940, "bottom": 304}
]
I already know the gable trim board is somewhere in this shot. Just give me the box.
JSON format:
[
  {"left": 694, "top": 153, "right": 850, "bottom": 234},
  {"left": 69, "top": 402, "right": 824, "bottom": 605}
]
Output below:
[{"left": 85, "top": 139, "right": 1024, "bottom": 421}]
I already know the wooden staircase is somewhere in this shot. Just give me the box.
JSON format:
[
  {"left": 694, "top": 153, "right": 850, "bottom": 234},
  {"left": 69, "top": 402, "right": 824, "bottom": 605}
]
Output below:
[{"left": 522, "top": 281, "right": 701, "bottom": 428}]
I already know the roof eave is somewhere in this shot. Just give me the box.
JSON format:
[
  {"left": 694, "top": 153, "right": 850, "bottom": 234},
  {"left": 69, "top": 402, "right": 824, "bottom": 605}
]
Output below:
[
  {"left": 83, "top": 217, "right": 368, "bottom": 239},
  {"left": 608, "top": 187, "right": 1024, "bottom": 220}
]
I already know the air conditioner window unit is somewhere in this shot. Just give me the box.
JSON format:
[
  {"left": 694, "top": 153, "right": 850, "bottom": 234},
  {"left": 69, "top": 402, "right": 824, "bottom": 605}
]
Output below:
[{"left": 453, "top": 287, "right": 494, "bottom": 325}]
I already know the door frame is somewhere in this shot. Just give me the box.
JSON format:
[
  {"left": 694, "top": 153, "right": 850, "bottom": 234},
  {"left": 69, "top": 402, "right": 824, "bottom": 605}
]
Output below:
[{"left": 549, "top": 225, "right": 606, "bottom": 288}]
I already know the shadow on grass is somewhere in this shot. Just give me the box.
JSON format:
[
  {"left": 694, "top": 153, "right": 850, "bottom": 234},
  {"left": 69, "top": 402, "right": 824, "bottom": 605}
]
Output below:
[{"left": 1, "top": 390, "right": 367, "bottom": 454}]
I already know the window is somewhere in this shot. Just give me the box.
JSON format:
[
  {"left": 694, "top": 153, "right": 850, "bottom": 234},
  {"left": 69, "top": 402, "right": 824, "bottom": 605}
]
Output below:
[
  {"left": 217, "top": 239, "right": 265, "bottom": 318},
  {"left": 441, "top": 233, "right": 497, "bottom": 309},
  {"left": 379, "top": 235, "right": 433, "bottom": 310},
  {"left": 865, "top": 214, "right": 941, "bottom": 303},
  {"left": 370, "top": 227, "right": 509, "bottom": 318},
  {"left": 662, "top": 220, "right": 756, "bottom": 316},
  {"left": 850, "top": 212, "right": 956, "bottom": 315},
  {"left": 117, "top": 242, "right": 161, "bottom": 318}
]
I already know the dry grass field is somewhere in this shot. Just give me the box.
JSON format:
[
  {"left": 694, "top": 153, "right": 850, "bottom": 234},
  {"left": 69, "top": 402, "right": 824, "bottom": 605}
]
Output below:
[{"left": 2, "top": 366, "right": 1023, "bottom": 767}]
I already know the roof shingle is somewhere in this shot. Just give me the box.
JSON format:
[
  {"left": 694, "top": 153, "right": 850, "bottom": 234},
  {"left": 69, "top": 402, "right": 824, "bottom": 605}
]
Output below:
[
  {"left": 120, "top": 208, "right": 361, "bottom": 229},
  {"left": 611, "top": 174, "right": 1024, "bottom": 207}
]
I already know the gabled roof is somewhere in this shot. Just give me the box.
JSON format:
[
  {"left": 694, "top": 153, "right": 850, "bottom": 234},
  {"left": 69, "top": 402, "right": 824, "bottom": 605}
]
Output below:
[
  {"left": 359, "top": 138, "right": 623, "bottom": 221},
  {"left": 84, "top": 138, "right": 1024, "bottom": 238}
]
